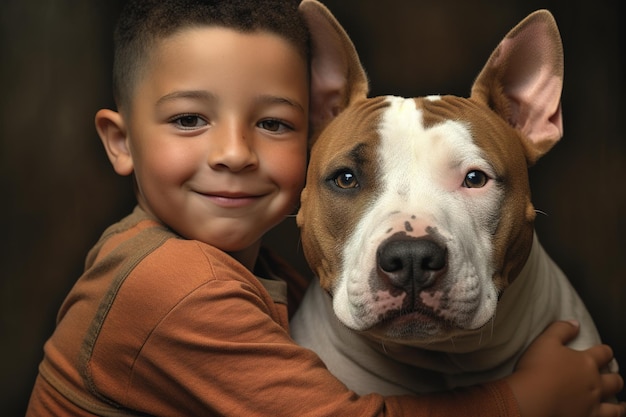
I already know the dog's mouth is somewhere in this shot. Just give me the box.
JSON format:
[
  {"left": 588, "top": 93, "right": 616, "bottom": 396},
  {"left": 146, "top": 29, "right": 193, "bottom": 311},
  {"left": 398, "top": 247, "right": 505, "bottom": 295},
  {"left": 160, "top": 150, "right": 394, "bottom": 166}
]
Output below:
[{"left": 367, "top": 303, "right": 456, "bottom": 340}]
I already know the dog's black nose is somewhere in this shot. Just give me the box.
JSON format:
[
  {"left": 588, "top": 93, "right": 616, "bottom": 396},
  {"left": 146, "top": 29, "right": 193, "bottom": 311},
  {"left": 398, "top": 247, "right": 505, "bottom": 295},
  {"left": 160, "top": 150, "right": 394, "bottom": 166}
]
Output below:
[{"left": 377, "top": 238, "right": 447, "bottom": 290}]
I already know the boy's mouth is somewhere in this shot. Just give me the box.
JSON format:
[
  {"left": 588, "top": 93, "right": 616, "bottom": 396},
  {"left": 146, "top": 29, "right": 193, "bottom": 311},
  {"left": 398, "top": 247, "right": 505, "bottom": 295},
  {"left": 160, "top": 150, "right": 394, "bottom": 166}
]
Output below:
[{"left": 197, "top": 190, "right": 265, "bottom": 209}]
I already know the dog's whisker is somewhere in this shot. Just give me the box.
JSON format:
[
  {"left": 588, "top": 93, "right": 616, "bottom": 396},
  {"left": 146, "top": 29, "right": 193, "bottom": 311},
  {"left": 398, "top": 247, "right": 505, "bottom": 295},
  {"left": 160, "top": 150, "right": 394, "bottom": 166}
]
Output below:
[
  {"left": 534, "top": 209, "right": 549, "bottom": 217},
  {"left": 476, "top": 316, "right": 496, "bottom": 347}
]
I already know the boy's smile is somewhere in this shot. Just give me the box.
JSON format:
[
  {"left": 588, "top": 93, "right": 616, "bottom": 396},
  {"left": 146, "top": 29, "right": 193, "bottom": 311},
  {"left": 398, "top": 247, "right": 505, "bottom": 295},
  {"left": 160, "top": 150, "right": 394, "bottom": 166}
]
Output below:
[{"left": 98, "top": 27, "right": 309, "bottom": 264}]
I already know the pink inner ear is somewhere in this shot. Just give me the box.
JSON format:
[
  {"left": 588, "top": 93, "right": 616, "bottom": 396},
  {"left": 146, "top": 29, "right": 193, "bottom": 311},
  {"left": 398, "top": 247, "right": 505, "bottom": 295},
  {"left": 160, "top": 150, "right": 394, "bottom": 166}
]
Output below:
[
  {"left": 471, "top": 10, "right": 565, "bottom": 161},
  {"left": 499, "top": 34, "right": 564, "bottom": 145}
]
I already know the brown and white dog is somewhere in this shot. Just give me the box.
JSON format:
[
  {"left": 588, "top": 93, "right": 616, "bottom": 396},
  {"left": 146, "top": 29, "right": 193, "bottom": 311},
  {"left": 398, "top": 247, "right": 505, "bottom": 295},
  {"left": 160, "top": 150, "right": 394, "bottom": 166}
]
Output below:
[{"left": 292, "top": 0, "right": 617, "bottom": 395}]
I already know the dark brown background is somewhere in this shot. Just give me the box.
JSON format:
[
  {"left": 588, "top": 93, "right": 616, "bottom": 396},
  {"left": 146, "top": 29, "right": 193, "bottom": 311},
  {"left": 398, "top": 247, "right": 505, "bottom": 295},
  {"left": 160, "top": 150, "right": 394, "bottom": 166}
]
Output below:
[{"left": 1, "top": 0, "right": 623, "bottom": 414}]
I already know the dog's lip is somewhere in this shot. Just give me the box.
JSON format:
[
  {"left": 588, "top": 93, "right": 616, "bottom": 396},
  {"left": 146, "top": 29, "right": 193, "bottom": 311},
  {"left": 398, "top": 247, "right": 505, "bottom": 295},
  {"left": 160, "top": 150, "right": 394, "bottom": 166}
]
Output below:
[
  {"left": 374, "top": 305, "right": 454, "bottom": 331},
  {"left": 383, "top": 307, "right": 438, "bottom": 323}
]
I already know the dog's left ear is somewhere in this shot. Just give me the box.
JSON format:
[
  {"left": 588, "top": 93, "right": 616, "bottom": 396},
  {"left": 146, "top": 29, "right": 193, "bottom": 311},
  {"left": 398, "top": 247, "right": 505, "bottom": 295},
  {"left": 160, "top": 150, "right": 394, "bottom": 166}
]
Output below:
[
  {"left": 299, "top": 0, "right": 369, "bottom": 144},
  {"left": 471, "top": 10, "right": 564, "bottom": 165}
]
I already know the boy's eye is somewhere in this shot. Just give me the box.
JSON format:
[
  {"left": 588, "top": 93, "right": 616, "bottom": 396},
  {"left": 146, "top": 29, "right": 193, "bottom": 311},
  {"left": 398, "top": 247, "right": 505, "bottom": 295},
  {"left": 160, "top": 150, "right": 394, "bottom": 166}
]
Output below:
[
  {"left": 258, "top": 119, "right": 291, "bottom": 133},
  {"left": 172, "top": 115, "right": 208, "bottom": 130}
]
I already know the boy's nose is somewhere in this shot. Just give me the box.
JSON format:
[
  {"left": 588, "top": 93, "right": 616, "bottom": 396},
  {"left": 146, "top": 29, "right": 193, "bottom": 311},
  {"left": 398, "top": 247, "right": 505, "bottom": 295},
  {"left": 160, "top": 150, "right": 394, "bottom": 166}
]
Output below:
[{"left": 208, "top": 123, "right": 258, "bottom": 172}]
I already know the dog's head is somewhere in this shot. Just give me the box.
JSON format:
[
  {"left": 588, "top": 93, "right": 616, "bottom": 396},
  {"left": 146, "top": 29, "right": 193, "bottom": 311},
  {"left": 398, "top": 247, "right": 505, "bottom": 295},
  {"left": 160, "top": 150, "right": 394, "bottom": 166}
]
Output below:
[{"left": 297, "top": 1, "right": 564, "bottom": 343}]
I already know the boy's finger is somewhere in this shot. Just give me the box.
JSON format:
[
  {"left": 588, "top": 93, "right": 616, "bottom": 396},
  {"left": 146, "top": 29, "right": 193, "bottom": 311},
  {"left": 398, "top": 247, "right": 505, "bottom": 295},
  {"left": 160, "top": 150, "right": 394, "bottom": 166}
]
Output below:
[
  {"left": 585, "top": 344, "right": 616, "bottom": 367},
  {"left": 595, "top": 401, "right": 626, "bottom": 417},
  {"left": 538, "top": 320, "right": 580, "bottom": 345},
  {"left": 600, "top": 373, "right": 624, "bottom": 398}
]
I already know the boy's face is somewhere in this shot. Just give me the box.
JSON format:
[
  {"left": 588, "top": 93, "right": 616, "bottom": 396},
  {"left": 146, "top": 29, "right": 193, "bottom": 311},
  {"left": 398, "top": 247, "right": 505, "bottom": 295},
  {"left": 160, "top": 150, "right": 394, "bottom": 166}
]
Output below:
[{"left": 124, "top": 28, "right": 308, "bottom": 253}]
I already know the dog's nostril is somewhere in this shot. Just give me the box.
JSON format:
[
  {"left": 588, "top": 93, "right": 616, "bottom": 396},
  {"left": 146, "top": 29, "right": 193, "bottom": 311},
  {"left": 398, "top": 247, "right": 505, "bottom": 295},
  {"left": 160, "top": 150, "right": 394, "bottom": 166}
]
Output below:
[
  {"left": 377, "top": 239, "right": 447, "bottom": 289},
  {"left": 379, "top": 239, "right": 446, "bottom": 272}
]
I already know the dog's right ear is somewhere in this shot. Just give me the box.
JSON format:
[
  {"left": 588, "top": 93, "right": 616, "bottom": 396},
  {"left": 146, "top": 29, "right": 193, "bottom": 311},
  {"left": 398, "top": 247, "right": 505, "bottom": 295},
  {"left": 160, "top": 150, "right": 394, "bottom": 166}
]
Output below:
[
  {"left": 470, "top": 10, "right": 564, "bottom": 165},
  {"left": 299, "top": 0, "right": 369, "bottom": 143}
]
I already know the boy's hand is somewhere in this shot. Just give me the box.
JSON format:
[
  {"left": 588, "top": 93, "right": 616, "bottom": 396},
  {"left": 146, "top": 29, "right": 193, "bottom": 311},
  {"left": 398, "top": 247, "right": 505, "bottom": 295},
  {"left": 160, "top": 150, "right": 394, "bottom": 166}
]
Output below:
[{"left": 506, "top": 321, "right": 625, "bottom": 417}]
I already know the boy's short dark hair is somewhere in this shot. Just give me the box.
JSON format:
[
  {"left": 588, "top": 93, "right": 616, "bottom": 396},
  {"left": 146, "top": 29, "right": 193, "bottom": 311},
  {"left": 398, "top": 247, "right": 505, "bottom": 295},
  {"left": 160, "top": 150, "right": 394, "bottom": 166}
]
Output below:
[{"left": 112, "top": 0, "right": 310, "bottom": 112}]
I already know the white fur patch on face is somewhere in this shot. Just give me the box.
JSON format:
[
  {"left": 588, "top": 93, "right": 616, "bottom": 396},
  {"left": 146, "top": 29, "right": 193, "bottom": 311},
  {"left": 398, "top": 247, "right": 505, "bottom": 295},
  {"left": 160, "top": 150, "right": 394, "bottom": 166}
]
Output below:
[{"left": 332, "top": 96, "right": 501, "bottom": 340}]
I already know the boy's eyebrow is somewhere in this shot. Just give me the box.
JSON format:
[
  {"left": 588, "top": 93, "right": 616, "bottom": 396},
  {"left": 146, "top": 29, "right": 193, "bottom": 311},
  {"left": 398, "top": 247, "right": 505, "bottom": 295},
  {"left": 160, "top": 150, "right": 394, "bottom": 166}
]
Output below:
[
  {"left": 156, "top": 90, "right": 305, "bottom": 113},
  {"left": 255, "top": 94, "right": 306, "bottom": 113},
  {"left": 156, "top": 90, "right": 217, "bottom": 105}
]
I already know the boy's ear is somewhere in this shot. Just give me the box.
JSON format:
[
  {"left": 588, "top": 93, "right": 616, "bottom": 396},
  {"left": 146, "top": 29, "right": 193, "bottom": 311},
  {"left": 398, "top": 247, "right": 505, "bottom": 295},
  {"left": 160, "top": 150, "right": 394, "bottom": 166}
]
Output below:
[{"left": 95, "top": 109, "right": 134, "bottom": 176}]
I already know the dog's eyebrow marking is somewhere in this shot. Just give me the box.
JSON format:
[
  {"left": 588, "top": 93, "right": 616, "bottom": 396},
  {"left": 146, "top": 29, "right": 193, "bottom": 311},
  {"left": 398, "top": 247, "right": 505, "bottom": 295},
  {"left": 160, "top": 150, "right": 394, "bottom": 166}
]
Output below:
[{"left": 348, "top": 143, "right": 369, "bottom": 165}]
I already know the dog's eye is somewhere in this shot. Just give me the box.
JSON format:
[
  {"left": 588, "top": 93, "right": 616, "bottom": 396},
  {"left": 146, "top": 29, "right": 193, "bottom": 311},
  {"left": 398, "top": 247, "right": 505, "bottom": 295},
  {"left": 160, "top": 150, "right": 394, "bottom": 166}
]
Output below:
[
  {"left": 334, "top": 170, "right": 359, "bottom": 189},
  {"left": 463, "top": 170, "right": 488, "bottom": 188}
]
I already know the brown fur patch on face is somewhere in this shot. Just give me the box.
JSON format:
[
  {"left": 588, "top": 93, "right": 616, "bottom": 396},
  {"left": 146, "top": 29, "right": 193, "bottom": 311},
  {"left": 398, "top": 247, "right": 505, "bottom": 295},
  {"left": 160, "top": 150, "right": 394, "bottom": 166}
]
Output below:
[{"left": 298, "top": 97, "right": 390, "bottom": 291}]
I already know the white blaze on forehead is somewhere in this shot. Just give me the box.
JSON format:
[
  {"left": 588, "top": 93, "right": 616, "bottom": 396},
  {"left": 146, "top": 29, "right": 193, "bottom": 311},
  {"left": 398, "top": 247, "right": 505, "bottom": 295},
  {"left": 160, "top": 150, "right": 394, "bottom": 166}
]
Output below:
[
  {"left": 333, "top": 96, "right": 500, "bottom": 331},
  {"left": 379, "top": 96, "right": 493, "bottom": 197}
]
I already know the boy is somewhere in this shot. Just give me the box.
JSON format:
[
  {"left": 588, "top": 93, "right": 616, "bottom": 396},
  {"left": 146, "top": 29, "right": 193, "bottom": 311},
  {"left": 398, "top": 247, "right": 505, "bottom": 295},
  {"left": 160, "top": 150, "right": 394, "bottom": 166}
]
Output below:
[{"left": 26, "top": 0, "right": 624, "bottom": 416}]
